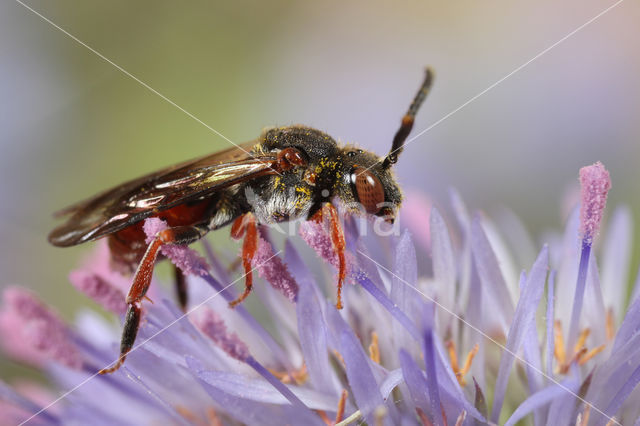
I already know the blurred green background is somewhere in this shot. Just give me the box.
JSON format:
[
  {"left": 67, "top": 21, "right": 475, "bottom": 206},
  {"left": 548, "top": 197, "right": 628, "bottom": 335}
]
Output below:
[{"left": 1, "top": 0, "right": 639, "bottom": 378}]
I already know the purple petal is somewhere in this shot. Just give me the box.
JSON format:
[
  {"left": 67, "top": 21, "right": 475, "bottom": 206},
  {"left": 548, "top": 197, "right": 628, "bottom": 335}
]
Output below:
[
  {"left": 326, "top": 305, "right": 385, "bottom": 423},
  {"left": 471, "top": 215, "right": 514, "bottom": 332},
  {"left": 600, "top": 207, "right": 632, "bottom": 322},
  {"left": 504, "top": 379, "right": 579, "bottom": 426},
  {"left": 430, "top": 207, "right": 456, "bottom": 329},
  {"left": 389, "top": 231, "right": 420, "bottom": 355},
  {"left": 567, "top": 241, "right": 591, "bottom": 349},
  {"left": 193, "top": 361, "right": 336, "bottom": 411},
  {"left": 422, "top": 306, "right": 444, "bottom": 426},
  {"left": 491, "top": 245, "right": 548, "bottom": 423},
  {"left": 432, "top": 338, "right": 486, "bottom": 422},
  {"left": 339, "top": 328, "right": 385, "bottom": 422},
  {"left": 380, "top": 369, "right": 404, "bottom": 400},
  {"left": 466, "top": 261, "right": 487, "bottom": 388},
  {"left": 291, "top": 241, "right": 336, "bottom": 395},
  {"left": 245, "top": 356, "right": 321, "bottom": 424},
  {"left": 631, "top": 264, "right": 640, "bottom": 308},
  {"left": 545, "top": 270, "right": 556, "bottom": 379},
  {"left": 520, "top": 271, "right": 544, "bottom": 426},
  {"left": 399, "top": 349, "right": 430, "bottom": 417},
  {"left": 614, "top": 293, "right": 640, "bottom": 353},
  {"left": 583, "top": 251, "right": 607, "bottom": 344},
  {"left": 496, "top": 207, "right": 537, "bottom": 268},
  {"left": 601, "top": 363, "right": 640, "bottom": 422},
  {"left": 354, "top": 273, "right": 420, "bottom": 341},
  {"left": 544, "top": 377, "right": 581, "bottom": 426},
  {"left": 186, "top": 357, "right": 303, "bottom": 426}
]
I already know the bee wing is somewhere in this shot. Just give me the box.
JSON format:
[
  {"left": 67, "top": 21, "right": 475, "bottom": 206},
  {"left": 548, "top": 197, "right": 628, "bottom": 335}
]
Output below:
[{"left": 49, "top": 143, "right": 277, "bottom": 246}]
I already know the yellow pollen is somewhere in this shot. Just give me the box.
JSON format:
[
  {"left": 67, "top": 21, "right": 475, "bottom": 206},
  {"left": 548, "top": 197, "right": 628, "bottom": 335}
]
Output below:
[
  {"left": 335, "top": 389, "right": 348, "bottom": 424},
  {"left": 554, "top": 320, "right": 607, "bottom": 374},
  {"left": 554, "top": 320, "right": 567, "bottom": 367},
  {"left": 446, "top": 340, "right": 478, "bottom": 387},
  {"left": 316, "top": 410, "right": 332, "bottom": 426},
  {"left": 206, "top": 407, "right": 223, "bottom": 426},
  {"left": 369, "top": 331, "right": 380, "bottom": 364},
  {"left": 606, "top": 308, "right": 615, "bottom": 341},
  {"left": 267, "top": 363, "right": 308, "bottom": 385},
  {"left": 573, "top": 328, "right": 591, "bottom": 354},
  {"left": 333, "top": 349, "right": 345, "bottom": 367},
  {"left": 578, "top": 344, "right": 606, "bottom": 366},
  {"left": 445, "top": 340, "right": 460, "bottom": 376},
  {"left": 605, "top": 417, "right": 617, "bottom": 426},
  {"left": 459, "top": 344, "right": 479, "bottom": 381}
]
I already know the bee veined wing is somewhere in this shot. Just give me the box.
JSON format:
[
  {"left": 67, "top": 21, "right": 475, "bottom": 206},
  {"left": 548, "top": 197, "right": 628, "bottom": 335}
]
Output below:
[{"left": 48, "top": 143, "right": 277, "bottom": 246}]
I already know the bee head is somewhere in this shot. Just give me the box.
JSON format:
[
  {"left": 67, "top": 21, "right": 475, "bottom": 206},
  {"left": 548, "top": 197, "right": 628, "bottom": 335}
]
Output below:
[
  {"left": 337, "top": 148, "right": 402, "bottom": 223},
  {"left": 335, "top": 67, "right": 434, "bottom": 223}
]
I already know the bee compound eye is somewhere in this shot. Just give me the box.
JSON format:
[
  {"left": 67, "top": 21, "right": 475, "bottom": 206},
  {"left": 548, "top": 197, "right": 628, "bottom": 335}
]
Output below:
[{"left": 350, "top": 167, "right": 385, "bottom": 214}]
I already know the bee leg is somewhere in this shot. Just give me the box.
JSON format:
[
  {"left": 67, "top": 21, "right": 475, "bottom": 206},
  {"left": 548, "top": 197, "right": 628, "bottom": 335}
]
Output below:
[
  {"left": 99, "top": 225, "right": 207, "bottom": 374},
  {"left": 174, "top": 266, "right": 188, "bottom": 312},
  {"left": 311, "top": 203, "right": 346, "bottom": 310},
  {"left": 228, "top": 213, "right": 258, "bottom": 308}
]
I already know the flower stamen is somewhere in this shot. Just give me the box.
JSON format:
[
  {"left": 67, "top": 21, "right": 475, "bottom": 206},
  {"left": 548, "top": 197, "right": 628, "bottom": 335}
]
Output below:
[
  {"left": 446, "top": 340, "right": 478, "bottom": 386},
  {"left": 335, "top": 389, "right": 348, "bottom": 424},
  {"left": 554, "top": 320, "right": 567, "bottom": 368},
  {"left": 369, "top": 331, "right": 380, "bottom": 364},
  {"left": 578, "top": 345, "right": 606, "bottom": 366},
  {"left": 554, "top": 321, "right": 605, "bottom": 373},
  {"left": 206, "top": 408, "right": 223, "bottom": 426},
  {"left": 573, "top": 328, "right": 590, "bottom": 355},
  {"left": 606, "top": 308, "right": 615, "bottom": 341},
  {"left": 268, "top": 363, "right": 308, "bottom": 385},
  {"left": 416, "top": 408, "right": 433, "bottom": 426}
]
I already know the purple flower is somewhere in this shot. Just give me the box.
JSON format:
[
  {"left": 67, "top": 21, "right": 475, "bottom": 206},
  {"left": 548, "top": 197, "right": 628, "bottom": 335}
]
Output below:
[{"left": 1, "top": 161, "right": 639, "bottom": 425}]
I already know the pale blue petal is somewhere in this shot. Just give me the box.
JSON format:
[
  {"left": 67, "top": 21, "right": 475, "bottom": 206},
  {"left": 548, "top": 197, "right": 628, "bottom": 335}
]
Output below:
[
  {"left": 471, "top": 215, "right": 514, "bottom": 332},
  {"left": 430, "top": 207, "right": 457, "bottom": 331},
  {"left": 614, "top": 293, "right": 640, "bottom": 353},
  {"left": 600, "top": 207, "right": 633, "bottom": 321},
  {"left": 491, "top": 245, "right": 548, "bottom": 422},
  {"left": 422, "top": 305, "right": 444, "bottom": 426},
  {"left": 355, "top": 273, "right": 420, "bottom": 341},
  {"left": 504, "top": 379, "right": 579, "bottom": 426},
  {"left": 545, "top": 270, "right": 556, "bottom": 379},
  {"left": 544, "top": 377, "right": 580, "bottom": 426},
  {"left": 291, "top": 241, "right": 336, "bottom": 395}
]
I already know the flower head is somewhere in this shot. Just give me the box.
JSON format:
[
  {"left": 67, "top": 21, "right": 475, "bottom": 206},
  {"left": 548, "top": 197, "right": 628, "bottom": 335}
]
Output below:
[{"left": 1, "top": 162, "right": 639, "bottom": 425}]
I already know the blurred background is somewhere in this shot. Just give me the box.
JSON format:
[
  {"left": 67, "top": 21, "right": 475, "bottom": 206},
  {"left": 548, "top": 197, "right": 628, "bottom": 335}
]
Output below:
[{"left": 1, "top": 0, "right": 639, "bottom": 378}]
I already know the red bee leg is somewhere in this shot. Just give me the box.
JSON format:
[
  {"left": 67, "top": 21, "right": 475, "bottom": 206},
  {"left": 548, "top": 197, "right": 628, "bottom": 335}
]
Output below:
[
  {"left": 174, "top": 266, "right": 188, "bottom": 312},
  {"left": 99, "top": 225, "right": 207, "bottom": 374},
  {"left": 229, "top": 213, "right": 258, "bottom": 308},
  {"left": 311, "top": 203, "right": 346, "bottom": 310}
]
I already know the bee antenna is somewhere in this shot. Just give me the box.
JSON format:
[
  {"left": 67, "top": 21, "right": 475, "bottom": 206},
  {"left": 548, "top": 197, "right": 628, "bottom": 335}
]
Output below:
[{"left": 382, "top": 67, "right": 434, "bottom": 169}]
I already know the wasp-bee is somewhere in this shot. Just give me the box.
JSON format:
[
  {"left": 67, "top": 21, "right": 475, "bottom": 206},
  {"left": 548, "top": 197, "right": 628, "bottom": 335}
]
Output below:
[{"left": 49, "top": 69, "right": 434, "bottom": 373}]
